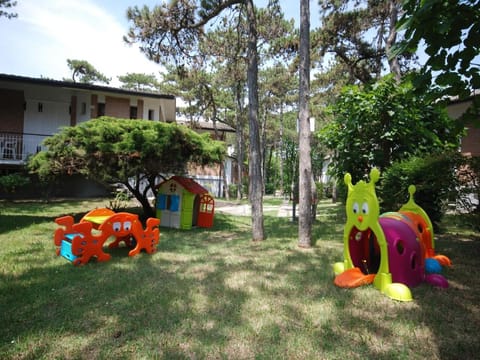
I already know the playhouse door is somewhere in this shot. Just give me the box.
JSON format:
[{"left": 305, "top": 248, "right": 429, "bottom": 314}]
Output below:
[
  {"left": 197, "top": 194, "right": 214, "bottom": 228},
  {"left": 169, "top": 194, "right": 181, "bottom": 228},
  {"left": 180, "top": 193, "right": 195, "bottom": 230}
]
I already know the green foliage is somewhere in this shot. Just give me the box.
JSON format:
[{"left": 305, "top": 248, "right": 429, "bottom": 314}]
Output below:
[
  {"left": 65, "top": 59, "right": 111, "bottom": 84},
  {"left": 0, "top": 0, "right": 17, "bottom": 19},
  {"left": 28, "top": 117, "right": 225, "bottom": 216},
  {"left": 0, "top": 173, "right": 30, "bottom": 193},
  {"left": 319, "top": 75, "right": 463, "bottom": 183},
  {"left": 378, "top": 153, "right": 460, "bottom": 227},
  {"left": 117, "top": 72, "right": 160, "bottom": 91},
  {"left": 107, "top": 189, "right": 131, "bottom": 212},
  {"left": 282, "top": 136, "right": 299, "bottom": 198},
  {"left": 227, "top": 183, "right": 239, "bottom": 199},
  {"left": 395, "top": 0, "right": 480, "bottom": 99}
]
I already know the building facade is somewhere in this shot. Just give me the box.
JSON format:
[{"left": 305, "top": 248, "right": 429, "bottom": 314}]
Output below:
[
  {"left": 0, "top": 73, "right": 236, "bottom": 199},
  {"left": 446, "top": 91, "right": 480, "bottom": 157},
  {"left": 0, "top": 74, "right": 176, "bottom": 169}
]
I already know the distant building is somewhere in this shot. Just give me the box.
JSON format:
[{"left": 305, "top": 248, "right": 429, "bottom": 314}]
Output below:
[
  {"left": 0, "top": 73, "right": 235, "bottom": 198},
  {"left": 446, "top": 90, "right": 480, "bottom": 157}
]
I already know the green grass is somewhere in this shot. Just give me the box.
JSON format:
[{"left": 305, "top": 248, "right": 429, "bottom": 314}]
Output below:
[{"left": 0, "top": 198, "right": 479, "bottom": 359}]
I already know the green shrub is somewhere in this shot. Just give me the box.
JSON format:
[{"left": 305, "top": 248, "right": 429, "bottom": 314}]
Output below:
[
  {"left": 0, "top": 173, "right": 30, "bottom": 193},
  {"left": 378, "top": 153, "right": 459, "bottom": 228},
  {"left": 264, "top": 182, "right": 276, "bottom": 195},
  {"left": 315, "top": 181, "right": 324, "bottom": 200},
  {"left": 228, "top": 184, "right": 238, "bottom": 199},
  {"left": 107, "top": 188, "right": 131, "bottom": 212}
]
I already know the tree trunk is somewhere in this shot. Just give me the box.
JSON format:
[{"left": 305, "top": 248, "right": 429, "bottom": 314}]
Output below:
[
  {"left": 262, "top": 108, "right": 267, "bottom": 195},
  {"left": 279, "top": 102, "right": 284, "bottom": 196},
  {"left": 246, "top": 0, "right": 264, "bottom": 241},
  {"left": 386, "top": 0, "right": 401, "bottom": 81},
  {"left": 124, "top": 180, "right": 155, "bottom": 219},
  {"left": 222, "top": 160, "right": 229, "bottom": 200},
  {"left": 298, "top": 0, "right": 312, "bottom": 248},
  {"left": 235, "top": 83, "right": 245, "bottom": 200}
]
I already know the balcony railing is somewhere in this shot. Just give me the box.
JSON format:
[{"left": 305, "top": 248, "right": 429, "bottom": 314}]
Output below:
[{"left": 0, "top": 132, "right": 49, "bottom": 164}]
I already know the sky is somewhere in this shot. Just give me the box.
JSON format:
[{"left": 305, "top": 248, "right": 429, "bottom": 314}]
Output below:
[{"left": 0, "top": 0, "right": 321, "bottom": 87}]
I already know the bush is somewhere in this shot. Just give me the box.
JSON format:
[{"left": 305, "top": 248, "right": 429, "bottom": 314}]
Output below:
[
  {"left": 378, "top": 153, "right": 459, "bottom": 228},
  {"left": 107, "top": 185, "right": 131, "bottom": 212},
  {"left": 228, "top": 184, "right": 238, "bottom": 199},
  {"left": 264, "top": 182, "right": 276, "bottom": 195},
  {"left": 0, "top": 173, "right": 30, "bottom": 194},
  {"left": 315, "top": 181, "right": 324, "bottom": 201}
]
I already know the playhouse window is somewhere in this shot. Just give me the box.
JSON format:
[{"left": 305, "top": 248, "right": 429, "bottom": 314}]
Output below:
[
  {"left": 169, "top": 195, "right": 180, "bottom": 211},
  {"left": 157, "top": 194, "right": 180, "bottom": 212}
]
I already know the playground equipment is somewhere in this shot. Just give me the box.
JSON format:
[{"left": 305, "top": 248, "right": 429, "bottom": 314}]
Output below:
[
  {"left": 156, "top": 176, "right": 215, "bottom": 229},
  {"left": 333, "top": 168, "right": 451, "bottom": 301},
  {"left": 54, "top": 208, "right": 160, "bottom": 266}
]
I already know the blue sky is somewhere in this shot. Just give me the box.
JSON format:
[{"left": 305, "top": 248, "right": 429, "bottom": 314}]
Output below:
[{"left": 0, "top": 1, "right": 320, "bottom": 86}]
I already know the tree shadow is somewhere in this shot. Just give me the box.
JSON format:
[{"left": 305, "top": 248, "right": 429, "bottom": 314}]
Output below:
[{"left": 1, "top": 209, "right": 479, "bottom": 358}]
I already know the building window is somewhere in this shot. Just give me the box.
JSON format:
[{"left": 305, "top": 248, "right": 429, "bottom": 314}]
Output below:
[
  {"left": 38, "top": 102, "right": 43, "bottom": 112},
  {"left": 81, "top": 102, "right": 87, "bottom": 115},
  {"left": 98, "top": 103, "right": 105, "bottom": 116},
  {"left": 130, "top": 106, "right": 138, "bottom": 119},
  {"left": 148, "top": 109, "right": 154, "bottom": 120}
]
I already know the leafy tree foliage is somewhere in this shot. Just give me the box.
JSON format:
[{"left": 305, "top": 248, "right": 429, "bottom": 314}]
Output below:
[
  {"left": 395, "top": 0, "right": 480, "bottom": 99},
  {"left": 0, "top": 0, "right": 16, "bottom": 19},
  {"left": 124, "top": 0, "right": 290, "bottom": 241},
  {"left": 65, "top": 59, "right": 111, "bottom": 84},
  {"left": 28, "top": 118, "right": 224, "bottom": 217},
  {"left": 310, "top": 0, "right": 417, "bottom": 144},
  {"left": 314, "top": 0, "right": 412, "bottom": 85},
  {"left": 379, "top": 152, "right": 459, "bottom": 228},
  {"left": 118, "top": 72, "right": 160, "bottom": 91},
  {"left": 319, "top": 75, "right": 463, "bottom": 183}
]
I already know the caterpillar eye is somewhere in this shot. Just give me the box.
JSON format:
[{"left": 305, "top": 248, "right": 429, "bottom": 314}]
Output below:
[
  {"left": 353, "top": 202, "right": 359, "bottom": 214},
  {"left": 362, "top": 203, "right": 369, "bottom": 215}
]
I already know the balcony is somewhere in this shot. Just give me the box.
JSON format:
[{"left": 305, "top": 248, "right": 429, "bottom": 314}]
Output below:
[{"left": 0, "top": 132, "right": 49, "bottom": 166}]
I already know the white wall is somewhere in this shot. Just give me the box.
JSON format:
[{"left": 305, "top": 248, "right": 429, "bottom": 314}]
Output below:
[{"left": 23, "top": 85, "right": 71, "bottom": 135}]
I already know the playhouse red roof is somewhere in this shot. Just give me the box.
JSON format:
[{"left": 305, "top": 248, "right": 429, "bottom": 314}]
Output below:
[{"left": 169, "top": 176, "right": 209, "bottom": 195}]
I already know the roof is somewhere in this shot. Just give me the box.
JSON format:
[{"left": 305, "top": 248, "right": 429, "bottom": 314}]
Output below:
[
  {"left": 447, "top": 89, "right": 480, "bottom": 105},
  {"left": 161, "top": 176, "right": 209, "bottom": 195},
  {"left": 176, "top": 119, "right": 236, "bottom": 133},
  {"left": 0, "top": 73, "right": 175, "bottom": 100}
]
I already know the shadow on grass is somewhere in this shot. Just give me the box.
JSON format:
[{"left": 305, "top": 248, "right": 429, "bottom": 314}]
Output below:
[
  {"left": 412, "top": 232, "right": 480, "bottom": 359},
  {"left": 1, "top": 206, "right": 479, "bottom": 359}
]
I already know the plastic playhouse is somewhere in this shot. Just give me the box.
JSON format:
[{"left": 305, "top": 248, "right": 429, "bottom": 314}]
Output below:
[
  {"left": 54, "top": 208, "right": 160, "bottom": 266},
  {"left": 333, "top": 168, "right": 451, "bottom": 301},
  {"left": 156, "top": 176, "right": 215, "bottom": 229}
]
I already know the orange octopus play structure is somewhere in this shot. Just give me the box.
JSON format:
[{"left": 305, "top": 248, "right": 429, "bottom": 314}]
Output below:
[{"left": 54, "top": 208, "right": 160, "bottom": 266}]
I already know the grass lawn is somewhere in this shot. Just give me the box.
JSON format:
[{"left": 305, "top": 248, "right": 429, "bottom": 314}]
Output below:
[{"left": 0, "top": 198, "right": 479, "bottom": 359}]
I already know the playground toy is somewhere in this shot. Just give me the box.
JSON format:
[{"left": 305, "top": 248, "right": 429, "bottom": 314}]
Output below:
[
  {"left": 54, "top": 208, "right": 160, "bottom": 266},
  {"left": 156, "top": 176, "right": 215, "bottom": 229},
  {"left": 333, "top": 168, "right": 451, "bottom": 301}
]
